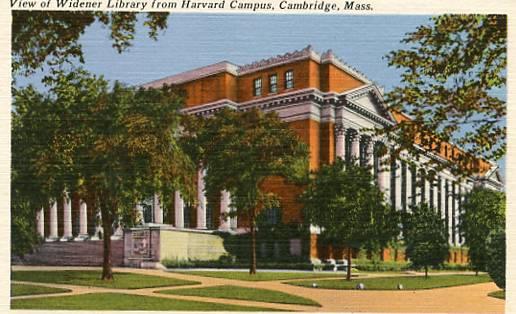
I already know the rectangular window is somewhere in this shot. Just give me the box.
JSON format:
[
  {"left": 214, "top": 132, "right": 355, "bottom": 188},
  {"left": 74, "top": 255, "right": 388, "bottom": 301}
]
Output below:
[
  {"left": 420, "top": 170, "right": 426, "bottom": 204},
  {"left": 253, "top": 77, "right": 262, "bottom": 96},
  {"left": 284, "top": 70, "right": 294, "bottom": 89},
  {"left": 269, "top": 74, "right": 277, "bottom": 94},
  {"left": 206, "top": 203, "right": 213, "bottom": 229},
  {"left": 183, "top": 203, "right": 190, "bottom": 228}
]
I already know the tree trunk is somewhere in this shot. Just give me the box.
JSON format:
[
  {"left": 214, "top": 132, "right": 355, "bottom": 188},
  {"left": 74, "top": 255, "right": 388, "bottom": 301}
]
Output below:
[
  {"left": 475, "top": 269, "right": 479, "bottom": 276},
  {"left": 249, "top": 208, "right": 257, "bottom": 275},
  {"left": 425, "top": 265, "right": 428, "bottom": 279},
  {"left": 346, "top": 247, "right": 352, "bottom": 281},
  {"left": 101, "top": 205, "right": 113, "bottom": 280}
]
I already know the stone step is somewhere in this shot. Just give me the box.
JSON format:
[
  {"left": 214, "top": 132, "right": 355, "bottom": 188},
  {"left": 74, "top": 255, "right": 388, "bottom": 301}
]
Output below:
[{"left": 13, "top": 240, "right": 124, "bottom": 267}]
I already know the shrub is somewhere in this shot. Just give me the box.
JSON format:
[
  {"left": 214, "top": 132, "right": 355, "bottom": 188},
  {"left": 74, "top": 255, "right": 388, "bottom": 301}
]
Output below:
[{"left": 487, "top": 230, "right": 505, "bottom": 289}]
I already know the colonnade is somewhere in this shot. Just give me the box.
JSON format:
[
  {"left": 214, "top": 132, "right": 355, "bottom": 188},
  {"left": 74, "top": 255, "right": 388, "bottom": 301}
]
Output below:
[{"left": 334, "top": 123, "right": 468, "bottom": 246}]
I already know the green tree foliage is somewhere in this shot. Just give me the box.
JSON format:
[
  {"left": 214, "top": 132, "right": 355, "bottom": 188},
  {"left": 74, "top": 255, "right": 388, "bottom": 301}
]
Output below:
[
  {"left": 460, "top": 187, "right": 505, "bottom": 274},
  {"left": 486, "top": 230, "right": 505, "bottom": 289},
  {"left": 12, "top": 11, "right": 169, "bottom": 76},
  {"left": 194, "top": 108, "right": 309, "bottom": 274},
  {"left": 12, "top": 69, "right": 195, "bottom": 279},
  {"left": 403, "top": 204, "right": 449, "bottom": 277},
  {"left": 383, "top": 15, "right": 506, "bottom": 175},
  {"left": 302, "top": 159, "right": 400, "bottom": 280}
]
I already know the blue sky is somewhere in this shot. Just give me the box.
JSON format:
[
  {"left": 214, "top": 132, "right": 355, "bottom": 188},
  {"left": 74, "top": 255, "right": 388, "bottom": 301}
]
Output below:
[{"left": 18, "top": 13, "right": 505, "bottom": 177}]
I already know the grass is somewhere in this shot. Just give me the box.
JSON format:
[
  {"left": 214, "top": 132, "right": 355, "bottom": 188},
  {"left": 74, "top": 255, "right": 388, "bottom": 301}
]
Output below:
[
  {"left": 11, "top": 292, "right": 281, "bottom": 311},
  {"left": 488, "top": 290, "right": 505, "bottom": 300},
  {"left": 12, "top": 270, "right": 199, "bottom": 289},
  {"left": 11, "top": 283, "right": 71, "bottom": 297},
  {"left": 288, "top": 274, "right": 492, "bottom": 290},
  {"left": 158, "top": 284, "right": 320, "bottom": 306},
  {"left": 174, "top": 271, "right": 343, "bottom": 281}
]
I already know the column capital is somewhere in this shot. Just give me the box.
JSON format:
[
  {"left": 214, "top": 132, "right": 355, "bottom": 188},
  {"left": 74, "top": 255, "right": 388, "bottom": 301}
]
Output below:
[{"left": 334, "top": 123, "right": 346, "bottom": 136}]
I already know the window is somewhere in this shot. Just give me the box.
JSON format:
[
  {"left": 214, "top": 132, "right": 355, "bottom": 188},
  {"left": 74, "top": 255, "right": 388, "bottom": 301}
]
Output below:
[
  {"left": 269, "top": 74, "right": 278, "bottom": 94},
  {"left": 265, "top": 207, "right": 281, "bottom": 225},
  {"left": 284, "top": 70, "right": 294, "bottom": 89},
  {"left": 206, "top": 202, "right": 213, "bottom": 229},
  {"left": 183, "top": 203, "right": 191, "bottom": 228},
  {"left": 253, "top": 78, "right": 262, "bottom": 96}
]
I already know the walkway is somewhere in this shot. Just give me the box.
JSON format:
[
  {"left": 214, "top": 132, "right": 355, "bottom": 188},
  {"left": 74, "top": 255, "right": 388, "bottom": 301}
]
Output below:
[{"left": 11, "top": 266, "right": 504, "bottom": 312}]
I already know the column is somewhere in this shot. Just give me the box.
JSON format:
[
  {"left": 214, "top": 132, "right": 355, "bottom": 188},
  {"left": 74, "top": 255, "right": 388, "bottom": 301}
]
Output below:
[
  {"left": 395, "top": 160, "right": 402, "bottom": 210},
  {"left": 447, "top": 182, "right": 454, "bottom": 245},
  {"left": 36, "top": 207, "right": 44, "bottom": 237},
  {"left": 75, "top": 200, "right": 88, "bottom": 240},
  {"left": 350, "top": 131, "right": 360, "bottom": 162},
  {"left": 405, "top": 164, "right": 412, "bottom": 211},
  {"left": 439, "top": 176, "right": 446, "bottom": 219},
  {"left": 47, "top": 201, "right": 58, "bottom": 241},
  {"left": 454, "top": 183, "right": 460, "bottom": 245},
  {"left": 378, "top": 147, "right": 390, "bottom": 200},
  {"left": 219, "top": 190, "right": 231, "bottom": 231},
  {"left": 174, "top": 191, "right": 184, "bottom": 228},
  {"left": 152, "top": 193, "right": 163, "bottom": 224},
  {"left": 196, "top": 168, "right": 207, "bottom": 229},
  {"left": 61, "top": 195, "right": 72, "bottom": 241},
  {"left": 425, "top": 177, "right": 431, "bottom": 206},
  {"left": 335, "top": 124, "right": 346, "bottom": 160}
]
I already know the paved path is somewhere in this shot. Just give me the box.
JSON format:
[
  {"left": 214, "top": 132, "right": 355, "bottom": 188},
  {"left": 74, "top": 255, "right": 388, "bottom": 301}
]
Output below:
[{"left": 11, "top": 266, "right": 504, "bottom": 312}]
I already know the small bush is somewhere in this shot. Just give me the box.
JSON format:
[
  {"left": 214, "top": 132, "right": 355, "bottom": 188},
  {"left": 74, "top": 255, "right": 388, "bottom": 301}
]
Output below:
[{"left": 353, "top": 259, "right": 410, "bottom": 272}]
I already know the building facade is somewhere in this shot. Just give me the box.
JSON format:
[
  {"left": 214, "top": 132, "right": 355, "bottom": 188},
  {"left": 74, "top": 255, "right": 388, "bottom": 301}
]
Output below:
[{"left": 35, "top": 46, "right": 503, "bottom": 262}]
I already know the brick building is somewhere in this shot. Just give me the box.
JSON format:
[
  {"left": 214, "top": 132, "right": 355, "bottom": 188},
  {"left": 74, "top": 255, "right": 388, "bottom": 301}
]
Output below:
[{"left": 35, "top": 46, "right": 503, "bottom": 263}]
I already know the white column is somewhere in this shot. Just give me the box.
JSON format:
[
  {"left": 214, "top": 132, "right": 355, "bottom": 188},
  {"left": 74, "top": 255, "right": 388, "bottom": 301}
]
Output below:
[
  {"left": 174, "top": 191, "right": 184, "bottom": 228},
  {"left": 454, "top": 183, "right": 460, "bottom": 245},
  {"left": 36, "top": 207, "right": 44, "bottom": 237},
  {"left": 47, "top": 201, "right": 58, "bottom": 241},
  {"left": 74, "top": 200, "right": 89, "bottom": 240},
  {"left": 447, "top": 182, "right": 454, "bottom": 245},
  {"left": 152, "top": 193, "right": 163, "bottom": 224},
  {"left": 61, "top": 195, "right": 72, "bottom": 241},
  {"left": 196, "top": 168, "right": 207, "bottom": 229},
  {"left": 379, "top": 149, "right": 390, "bottom": 200},
  {"left": 406, "top": 165, "right": 413, "bottom": 211},
  {"left": 425, "top": 178, "right": 431, "bottom": 206},
  {"left": 219, "top": 190, "right": 231, "bottom": 231},
  {"left": 350, "top": 132, "right": 360, "bottom": 161},
  {"left": 395, "top": 160, "right": 402, "bottom": 210},
  {"left": 335, "top": 125, "right": 346, "bottom": 160},
  {"left": 440, "top": 176, "right": 446, "bottom": 219}
]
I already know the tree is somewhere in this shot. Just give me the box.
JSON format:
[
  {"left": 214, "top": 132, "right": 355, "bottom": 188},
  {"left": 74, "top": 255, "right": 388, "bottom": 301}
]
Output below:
[
  {"left": 302, "top": 159, "right": 400, "bottom": 280},
  {"left": 460, "top": 187, "right": 505, "bottom": 274},
  {"left": 194, "top": 108, "right": 309, "bottom": 274},
  {"left": 12, "top": 70, "right": 195, "bottom": 279},
  {"left": 383, "top": 15, "right": 506, "bottom": 176},
  {"left": 403, "top": 204, "right": 449, "bottom": 278},
  {"left": 486, "top": 230, "right": 505, "bottom": 289},
  {"left": 12, "top": 11, "right": 169, "bottom": 77}
]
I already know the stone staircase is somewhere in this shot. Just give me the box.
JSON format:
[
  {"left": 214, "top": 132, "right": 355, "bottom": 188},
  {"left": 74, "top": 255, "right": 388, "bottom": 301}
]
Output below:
[{"left": 12, "top": 240, "right": 124, "bottom": 267}]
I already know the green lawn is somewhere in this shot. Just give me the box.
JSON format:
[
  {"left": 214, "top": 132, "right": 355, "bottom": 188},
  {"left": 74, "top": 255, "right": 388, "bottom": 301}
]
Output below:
[
  {"left": 288, "top": 274, "right": 492, "bottom": 290},
  {"left": 174, "top": 271, "right": 342, "bottom": 281},
  {"left": 12, "top": 270, "right": 199, "bottom": 289},
  {"left": 488, "top": 290, "right": 505, "bottom": 300},
  {"left": 158, "top": 284, "right": 320, "bottom": 306},
  {"left": 11, "top": 292, "right": 281, "bottom": 311},
  {"left": 11, "top": 283, "right": 71, "bottom": 297}
]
